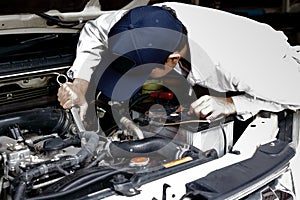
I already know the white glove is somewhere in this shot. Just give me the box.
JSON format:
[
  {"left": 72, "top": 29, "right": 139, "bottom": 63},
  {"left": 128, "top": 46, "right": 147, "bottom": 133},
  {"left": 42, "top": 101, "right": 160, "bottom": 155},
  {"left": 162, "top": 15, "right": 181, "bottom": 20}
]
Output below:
[{"left": 188, "top": 95, "right": 236, "bottom": 120}]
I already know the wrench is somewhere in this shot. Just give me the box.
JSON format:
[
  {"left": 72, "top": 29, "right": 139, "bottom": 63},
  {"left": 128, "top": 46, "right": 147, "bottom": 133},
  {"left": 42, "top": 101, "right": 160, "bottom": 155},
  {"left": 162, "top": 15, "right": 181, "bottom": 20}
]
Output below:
[{"left": 57, "top": 74, "right": 86, "bottom": 133}]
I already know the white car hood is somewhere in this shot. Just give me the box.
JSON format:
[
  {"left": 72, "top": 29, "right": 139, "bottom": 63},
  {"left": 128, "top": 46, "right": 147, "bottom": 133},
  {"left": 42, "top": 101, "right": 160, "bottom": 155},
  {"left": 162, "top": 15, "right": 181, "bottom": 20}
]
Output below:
[{"left": 0, "top": 0, "right": 149, "bottom": 33}]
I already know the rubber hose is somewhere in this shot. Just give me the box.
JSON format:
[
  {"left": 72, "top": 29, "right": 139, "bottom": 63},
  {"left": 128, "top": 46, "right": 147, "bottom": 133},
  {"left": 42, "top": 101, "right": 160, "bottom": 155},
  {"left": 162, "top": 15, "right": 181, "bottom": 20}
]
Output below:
[{"left": 109, "top": 137, "right": 172, "bottom": 157}]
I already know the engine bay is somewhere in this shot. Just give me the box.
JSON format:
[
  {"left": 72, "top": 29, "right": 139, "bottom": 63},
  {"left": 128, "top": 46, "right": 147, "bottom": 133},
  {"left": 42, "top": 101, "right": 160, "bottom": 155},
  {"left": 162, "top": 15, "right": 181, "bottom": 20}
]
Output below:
[{"left": 0, "top": 33, "right": 234, "bottom": 200}]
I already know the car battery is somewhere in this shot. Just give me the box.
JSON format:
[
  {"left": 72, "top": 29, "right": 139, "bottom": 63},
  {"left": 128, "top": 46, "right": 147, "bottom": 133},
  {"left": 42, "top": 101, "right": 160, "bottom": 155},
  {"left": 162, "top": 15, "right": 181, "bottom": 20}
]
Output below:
[{"left": 170, "top": 114, "right": 234, "bottom": 157}]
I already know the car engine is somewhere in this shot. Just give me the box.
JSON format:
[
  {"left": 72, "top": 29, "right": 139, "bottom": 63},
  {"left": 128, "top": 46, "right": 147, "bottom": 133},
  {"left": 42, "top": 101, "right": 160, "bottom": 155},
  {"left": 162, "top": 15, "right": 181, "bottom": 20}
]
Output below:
[{"left": 0, "top": 33, "right": 233, "bottom": 200}]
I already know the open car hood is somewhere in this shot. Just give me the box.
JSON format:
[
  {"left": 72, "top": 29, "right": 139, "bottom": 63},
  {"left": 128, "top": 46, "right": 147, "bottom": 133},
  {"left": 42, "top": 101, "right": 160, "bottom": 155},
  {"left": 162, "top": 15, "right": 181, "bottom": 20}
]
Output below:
[
  {"left": 0, "top": 0, "right": 92, "bottom": 15},
  {"left": 0, "top": 0, "right": 149, "bottom": 32}
]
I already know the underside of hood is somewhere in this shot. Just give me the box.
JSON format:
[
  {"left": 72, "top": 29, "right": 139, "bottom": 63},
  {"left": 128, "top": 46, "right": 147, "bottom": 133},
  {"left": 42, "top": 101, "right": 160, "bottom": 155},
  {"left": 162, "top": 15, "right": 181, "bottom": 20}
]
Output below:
[
  {"left": 0, "top": 0, "right": 91, "bottom": 15},
  {"left": 0, "top": 0, "right": 150, "bottom": 32},
  {"left": 0, "top": 0, "right": 151, "bottom": 15}
]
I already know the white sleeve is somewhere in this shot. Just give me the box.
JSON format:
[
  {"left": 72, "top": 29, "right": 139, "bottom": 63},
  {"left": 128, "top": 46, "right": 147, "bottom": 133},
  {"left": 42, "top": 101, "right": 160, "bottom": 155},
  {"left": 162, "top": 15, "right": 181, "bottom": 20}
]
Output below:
[
  {"left": 68, "top": 11, "right": 126, "bottom": 82},
  {"left": 231, "top": 94, "right": 289, "bottom": 121}
]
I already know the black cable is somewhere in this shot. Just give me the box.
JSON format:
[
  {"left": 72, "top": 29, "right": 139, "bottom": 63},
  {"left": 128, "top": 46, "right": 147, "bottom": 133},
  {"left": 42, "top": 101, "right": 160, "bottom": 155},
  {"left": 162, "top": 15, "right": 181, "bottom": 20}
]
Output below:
[
  {"left": 60, "top": 168, "right": 114, "bottom": 192},
  {"left": 85, "top": 150, "right": 107, "bottom": 169},
  {"left": 35, "top": 13, "right": 87, "bottom": 28},
  {"left": 220, "top": 123, "right": 228, "bottom": 155}
]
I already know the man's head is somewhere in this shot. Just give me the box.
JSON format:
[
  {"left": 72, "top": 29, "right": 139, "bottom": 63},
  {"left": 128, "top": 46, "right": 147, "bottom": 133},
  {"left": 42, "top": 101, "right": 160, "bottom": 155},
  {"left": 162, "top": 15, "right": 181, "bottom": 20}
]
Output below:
[{"left": 97, "top": 5, "right": 187, "bottom": 100}]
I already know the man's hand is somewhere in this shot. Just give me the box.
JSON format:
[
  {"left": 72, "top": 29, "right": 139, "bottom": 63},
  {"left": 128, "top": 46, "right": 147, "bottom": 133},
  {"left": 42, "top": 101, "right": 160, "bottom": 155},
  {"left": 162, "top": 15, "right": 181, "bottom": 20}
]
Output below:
[
  {"left": 57, "top": 78, "right": 89, "bottom": 121},
  {"left": 188, "top": 95, "right": 236, "bottom": 120}
]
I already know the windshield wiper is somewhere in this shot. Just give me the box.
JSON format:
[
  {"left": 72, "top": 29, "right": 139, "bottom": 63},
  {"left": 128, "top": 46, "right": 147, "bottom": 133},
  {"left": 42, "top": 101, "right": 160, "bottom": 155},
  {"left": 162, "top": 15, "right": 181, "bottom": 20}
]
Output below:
[{"left": 0, "top": 34, "right": 59, "bottom": 55}]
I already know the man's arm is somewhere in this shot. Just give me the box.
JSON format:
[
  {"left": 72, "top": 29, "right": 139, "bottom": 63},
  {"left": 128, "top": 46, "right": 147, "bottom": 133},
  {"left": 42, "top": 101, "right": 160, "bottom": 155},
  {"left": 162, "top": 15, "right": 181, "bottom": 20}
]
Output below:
[
  {"left": 70, "top": 12, "right": 124, "bottom": 82},
  {"left": 188, "top": 93, "right": 299, "bottom": 121},
  {"left": 57, "top": 11, "right": 126, "bottom": 119},
  {"left": 231, "top": 94, "right": 296, "bottom": 121}
]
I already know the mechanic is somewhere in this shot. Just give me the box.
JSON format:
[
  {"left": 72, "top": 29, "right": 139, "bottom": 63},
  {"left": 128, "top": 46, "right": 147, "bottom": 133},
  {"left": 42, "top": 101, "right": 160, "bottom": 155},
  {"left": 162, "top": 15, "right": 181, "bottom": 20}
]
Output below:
[{"left": 57, "top": 2, "right": 300, "bottom": 122}]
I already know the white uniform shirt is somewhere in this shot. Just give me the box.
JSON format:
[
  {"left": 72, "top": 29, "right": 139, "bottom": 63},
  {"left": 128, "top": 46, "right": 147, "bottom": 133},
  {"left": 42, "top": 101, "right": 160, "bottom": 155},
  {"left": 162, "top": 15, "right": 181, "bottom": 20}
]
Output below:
[{"left": 69, "top": 2, "right": 300, "bottom": 120}]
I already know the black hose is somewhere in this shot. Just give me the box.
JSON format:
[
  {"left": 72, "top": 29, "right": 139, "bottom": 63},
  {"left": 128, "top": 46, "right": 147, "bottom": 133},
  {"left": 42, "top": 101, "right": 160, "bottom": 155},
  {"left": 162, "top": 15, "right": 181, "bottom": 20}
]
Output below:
[
  {"left": 60, "top": 168, "right": 114, "bottom": 192},
  {"left": 13, "top": 181, "right": 26, "bottom": 200},
  {"left": 26, "top": 169, "right": 130, "bottom": 200},
  {"left": 109, "top": 136, "right": 172, "bottom": 157},
  {"left": 0, "top": 107, "right": 71, "bottom": 137}
]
